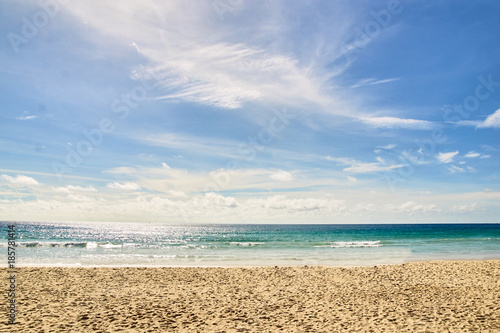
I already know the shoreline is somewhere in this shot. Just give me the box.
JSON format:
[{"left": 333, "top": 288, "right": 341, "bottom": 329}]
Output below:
[
  {"left": 3, "top": 260, "right": 500, "bottom": 332},
  {"left": 7, "top": 257, "right": 500, "bottom": 268}
]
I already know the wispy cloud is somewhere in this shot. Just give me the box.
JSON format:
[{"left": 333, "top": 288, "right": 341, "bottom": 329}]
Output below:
[
  {"left": 270, "top": 170, "right": 294, "bottom": 182},
  {"left": 139, "top": 43, "right": 329, "bottom": 110},
  {"left": 396, "top": 201, "right": 440, "bottom": 214},
  {"left": 324, "top": 156, "right": 357, "bottom": 165},
  {"left": 16, "top": 115, "right": 38, "bottom": 120},
  {"left": 64, "top": 1, "right": 336, "bottom": 113},
  {"left": 103, "top": 167, "right": 137, "bottom": 175},
  {"left": 465, "top": 151, "right": 480, "bottom": 158},
  {"left": 436, "top": 151, "right": 459, "bottom": 164},
  {"left": 250, "top": 195, "right": 345, "bottom": 212},
  {"left": 344, "top": 162, "right": 403, "bottom": 173},
  {"left": 373, "top": 144, "right": 396, "bottom": 154},
  {"left": 450, "top": 203, "right": 477, "bottom": 213},
  {"left": 359, "top": 117, "right": 435, "bottom": 130},
  {"left": 325, "top": 156, "right": 403, "bottom": 174},
  {"left": 54, "top": 185, "right": 97, "bottom": 193},
  {"left": 352, "top": 77, "right": 400, "bottom": 88},
  {"left": 132, "top": 132, "right": 241, "bottom": 160},
  {"left": 102, "top": 166, "right": 317, "bottom": 195},
  {"left": 446, "top": 165, "right": 476, "bottom": 174},
  {"left": 376, "top": 144, "right": 396, "bottom": 150},
  {"left": 106, "top": 182, "right": 141, "bottom": 191}
]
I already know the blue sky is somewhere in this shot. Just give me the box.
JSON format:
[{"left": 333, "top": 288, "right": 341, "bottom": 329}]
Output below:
[{"left": 1, "top": 0, "right": 499, "bottom": 223}]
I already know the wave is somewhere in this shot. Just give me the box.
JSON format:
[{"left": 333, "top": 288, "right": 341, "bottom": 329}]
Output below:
[
  {"left": 230, "top": 242, "right": 265, "bottom": 247},
  {"left": 0, "top": 241, "right": 126, "bottom": 248},
  {"left": 314, "top": 241, "right": 381, "bottom": 248},
  {"left": 331, "top": 241, "right": 381, "bottom": 248}
]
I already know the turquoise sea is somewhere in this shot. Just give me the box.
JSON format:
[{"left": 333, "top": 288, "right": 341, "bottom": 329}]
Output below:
[{"left": 2, "top": 222, "right": 500, "bottom": 267}]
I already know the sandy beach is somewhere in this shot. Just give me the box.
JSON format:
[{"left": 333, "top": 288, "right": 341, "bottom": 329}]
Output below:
[{"left": 2, "top": 260, "right": 499, "bottom": 332}]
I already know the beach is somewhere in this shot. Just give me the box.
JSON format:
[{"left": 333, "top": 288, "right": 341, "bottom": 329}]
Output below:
[{"left": 2, "top": 260, "right": 499, "bottom": 332}]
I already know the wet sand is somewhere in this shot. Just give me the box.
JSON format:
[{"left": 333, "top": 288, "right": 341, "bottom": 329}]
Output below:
[{"left": 2, "top": 260, "right": 499, "bottom": 332}]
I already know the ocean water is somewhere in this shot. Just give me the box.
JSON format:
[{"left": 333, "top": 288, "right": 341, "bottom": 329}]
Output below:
[{"left": 1, "top": 222, "right": 500, "bottom": 267}]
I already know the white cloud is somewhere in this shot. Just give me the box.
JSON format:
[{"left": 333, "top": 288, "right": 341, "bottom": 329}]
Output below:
[
  {"left": 103, "top": 166, "right": 315, "bottom": 196},
  {"left": 270, "top": 170, "right": 294, "bottom": 182},
  {"left": 325, "top": 156, "right": 357, "bottom": 164},
  {"left": 400, "top": 150, "right": 430, "bottom": 166},
  {"left": 60, "top": 0, "right": 385, "bottom": 123},
  {"left": 137, "top": 132, "right": 239, "bottom": 159},
  {"left": 352, "top": 77, "right": 400, "bottom": 88},
  {"left": 463, "top": 151, "right": 491, "bottom": 159},
  {"left": 64, "top": 1, "right": 333, "bottom": 111},
  {"left": 397, "top": 201, "right": 440, "bottom": 214},
  {"left": 476, "top": 109, "right": 500, "bottom": 128},
  {"left": 252, "top": 195, "right": 345, "bottom": 212},
  {"left": 450, "top": 203, "right": 477, "bottom": 213},
  {"left": 2, "top": 186, "right": 499, "bottom": 223},
  {"left": 69, "top": 185, "right": 97, "bottom": 192},
  {"left": 161, "top": 162, "right": 170, "bottom": 169},
  {"left": 347, "top": 176, "right": 357, "bottom": 183},
  {"left": 67, "top": 194, "right": 94, "bottom": 202},
  {"left": 446, "top": 165, "right": 464, "bottom": 174},
  {"left": 167, "top": 189, "right": 187, "bottom": 197},
  {"left": 344, "top": 162, "right": 403, "bottom": 173},
  {"left": 106, "top": 182, "right": 141, "bottom": 191},
  {"left": 54, "top": 185, "right": 97, "bottom": 193},
  {"left": 139, "top": 39, "right": 334, "bottom": 110},
  {"left": 445, "top": 165, "right": 475, "bottom": 174},
  {"left": 326, "top": 156, "right": 403, "bottom": 174},
  {"left": 359, "top": 117, "right": 434, "bottom": 130},
  {"left": 352, "top": 203, "right": 376, "bottom": 212},
  {"left": 103, "top": 167, "right": 137, "bottom": 175},
  {"left": 16, "top": 115, "right": 38, "bottom": 120},
  {"left": 450, "top": 120, "right": 480, "bottom": 127},
  {"left": 376, "top": 144, "right": 396, "bottom": 150},
  {"left": 198, "top": 192, "right": 238, "bottom": 208},
  {"left": 465, "top": 151, "right": 480, "bottom": 158},
  {"left": 436, "top": 151, "right": 459, "bottom": 164},
  {"left": 1, "top": 174, "right": 39, "bottom": 186}
]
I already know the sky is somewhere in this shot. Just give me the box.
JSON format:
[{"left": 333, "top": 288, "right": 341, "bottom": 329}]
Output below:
[{"left": 0, "top": 0, "right": 499, "bottom": 223}]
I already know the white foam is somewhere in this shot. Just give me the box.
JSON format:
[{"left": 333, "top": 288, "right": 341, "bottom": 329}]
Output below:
[
  {"left": 230, "top": 242, "right": 265, "bottom": 247},
  {"left": 6, "top": 241, "right": 88, "bottom": 248},
  {"left": 100, "top": 243, "right": 122, "bottom": 248},
  {"left": 330, "top": 241, "right": 381, "bottom": 248}
]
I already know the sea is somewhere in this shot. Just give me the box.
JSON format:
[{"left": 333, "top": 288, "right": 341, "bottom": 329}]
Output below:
[{"left": 2, "top": 221, "right": 500, "bottom": 267}]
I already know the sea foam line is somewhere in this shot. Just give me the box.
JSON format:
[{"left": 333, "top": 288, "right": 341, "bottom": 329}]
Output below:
[
  {"left": 0, "top": 241, "right": 130, "bottom": 248},
  {"left": 230, "top": 242, "right": 266, "bottom": 247},
  {"left": 314, "top": 241, "right": 381, "bottom": 248}
]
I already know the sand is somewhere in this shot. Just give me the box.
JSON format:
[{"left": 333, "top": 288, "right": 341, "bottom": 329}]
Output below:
[{"left": 1, "top": 260, "right": 499, "bottom": 332}]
